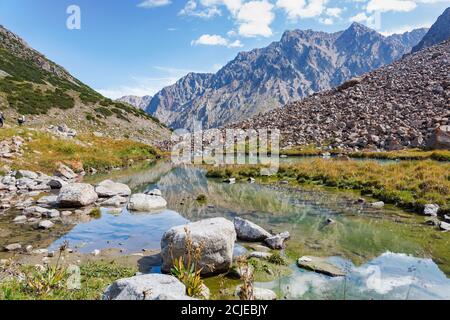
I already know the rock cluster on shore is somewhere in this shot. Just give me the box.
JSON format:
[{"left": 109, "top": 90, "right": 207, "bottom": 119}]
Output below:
[{"left": 1, "top": 166, "right": 168, "bottom": 252}]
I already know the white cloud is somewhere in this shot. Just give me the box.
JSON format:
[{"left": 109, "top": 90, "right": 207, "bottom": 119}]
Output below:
[
  {"left": 326, "top": 7, "right": 342, "bottom": 18},
  {"left": 186, "top": 0, "right": 275, "bottom": 38},
  {"left": 200, "top": 0, "right": 243, "bottom": 14},
  {"left": 137, "top": 0, "right": 172, "bottom": 8},
  {"left": 191, "top": 34, "right": 244, "bottom": 47},
  {"left": 276, "top": 0, "right": 328, "bottom": 19},
  {"left": 366, "top": 0, "right": 417, "bottom": 13},
  {"left": 320, "top": 17, "right": 334, "bottom": 25},
  {"left": 236, "top": 1, "right": 275, "bottom": 37},
  {"left": 179, "top": 0, "right": 222, "bottom": 19},
  {"left": 349, "top": 12, "right": 371, "bottom": 23}
]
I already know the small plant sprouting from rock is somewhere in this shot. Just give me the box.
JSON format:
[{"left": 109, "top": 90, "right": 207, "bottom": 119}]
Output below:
[
  {"left": 268, "top": 252, "right": 287, "bottom": 266},
  {"left": 170, "top": 228, "right": 206, "bottom": 298},
  {"left": 196, "top": 194, "right": 207, "bottom": 203},
  {"left": 236, "top": 257, "right": 254, "bottom": 301},
  {"left": 24, "top": 241, "right": 70, "bottom": 296},
  {"left": 89, "top": 207, "right": 101, "bottom": 219}
]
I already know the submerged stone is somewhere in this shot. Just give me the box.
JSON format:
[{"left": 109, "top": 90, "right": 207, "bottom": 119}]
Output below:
[
  {"left": 297, "top": 256, "right": 346, "bottom": 277},
  {"left": 127, "top": 193, "right": 167, "bottom": 212}
]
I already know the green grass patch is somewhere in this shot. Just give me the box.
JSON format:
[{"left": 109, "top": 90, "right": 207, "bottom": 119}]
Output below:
[
  {"left": 0, "top": 262, "right": 136, "bottom": 300},
  {"left": 0, "top": 128, "right": 161, "bottom": 174}
]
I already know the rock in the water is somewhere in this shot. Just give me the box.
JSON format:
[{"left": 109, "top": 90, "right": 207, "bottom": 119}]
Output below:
[
  {"left": 234, "top": 217, "right": 271, "bottom": 241},
  {"left": 161, "top": 217, "right": 236, "bottom": 275},
  {"left": 39, "top": 220, "right": 54, "bottom": 229},
  {"left": 235, "top": 286, "right": 277, "bottom": 300},
  {"left": 145, "top": 188, "right": 162, "bottom": 197},
  {"left": 99, "top": 195, "right": 128, "bottom": 207},
  {"left": 265, "top": 231, "right": 290, "bottom": 249},
  {"left": 297, "top": 256, "right": 346, "bottom": 277},
  {"left": 95, "top": 180, "right": 131, "bottom": 198},
  {"left": 371, "top": 201, "right": 385, "bottom": 208},
  {"left": 127, "top": 193, "right": 167, "bottom": 212},
  {"left": 102, "top": 274, "right": 191, "bottom": 300},
  {"left": 57, "top": 183, "right": 98, "bottom": 207},
  {"left": 4, "top": 243, "right": 21, "bottom": 252},
  {"left": 424, "top": 204, "right": 440, "bottom": 216},
  {"left": 247, "top": 251, "right": 272, "bottom": 260}
]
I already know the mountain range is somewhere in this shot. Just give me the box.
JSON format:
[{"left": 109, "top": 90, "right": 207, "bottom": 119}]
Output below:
[
  {"left": 230, "top": 39, "right": 450, "bottom": 151},
  {"left": 140, "top": 23, "right": 428, "bottom": 130},
  {"left": 0, "top": 25, "right": 170, "bottom": 146}
]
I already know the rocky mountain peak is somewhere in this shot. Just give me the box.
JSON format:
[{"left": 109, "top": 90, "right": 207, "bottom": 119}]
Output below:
[{"left": 346, "top": 22, "right": 376, "bottom": 35}]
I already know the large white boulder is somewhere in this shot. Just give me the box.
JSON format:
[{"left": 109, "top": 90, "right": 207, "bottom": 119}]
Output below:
[
  {"left": 102, "top": 274, "right": 193, "bottom": 300},
  {"left": 161, "top": 218, "right": 236, "bottom": 276},
  {"left": 127, "top": 193, "right": 167, "bottom": 212},
  {"left": 57, "top": 183, "right": 98, "bottom": 207},
  {"left": 234, "top": 217, "right": 271, "bottom": 241},
  {"left": 95, "top": 180, "right": 131, "bottom": 198}
]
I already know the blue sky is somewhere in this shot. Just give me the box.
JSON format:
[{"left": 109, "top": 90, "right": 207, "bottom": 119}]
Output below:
[{"left": 0, "top": 0, "right": 448, "bottom": 99}]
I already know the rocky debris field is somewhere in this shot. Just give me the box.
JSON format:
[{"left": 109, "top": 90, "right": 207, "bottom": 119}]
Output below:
[
  {"left": 0, "top": 136, "right": 25, "bottom": 161},
  {"left": 231, "top": 40, "right": 450, "bottom": 151}
]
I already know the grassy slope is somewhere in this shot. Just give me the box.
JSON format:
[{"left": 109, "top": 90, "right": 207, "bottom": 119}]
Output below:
[
  {"left": 0, "top": 42, "right": 169, "bottom": 144},
  {"left": 206, "top": 159, "right": 450, "bottom": 214},
  {"left": 0, "top": 128, "right": 161, "bottom": 174}
]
